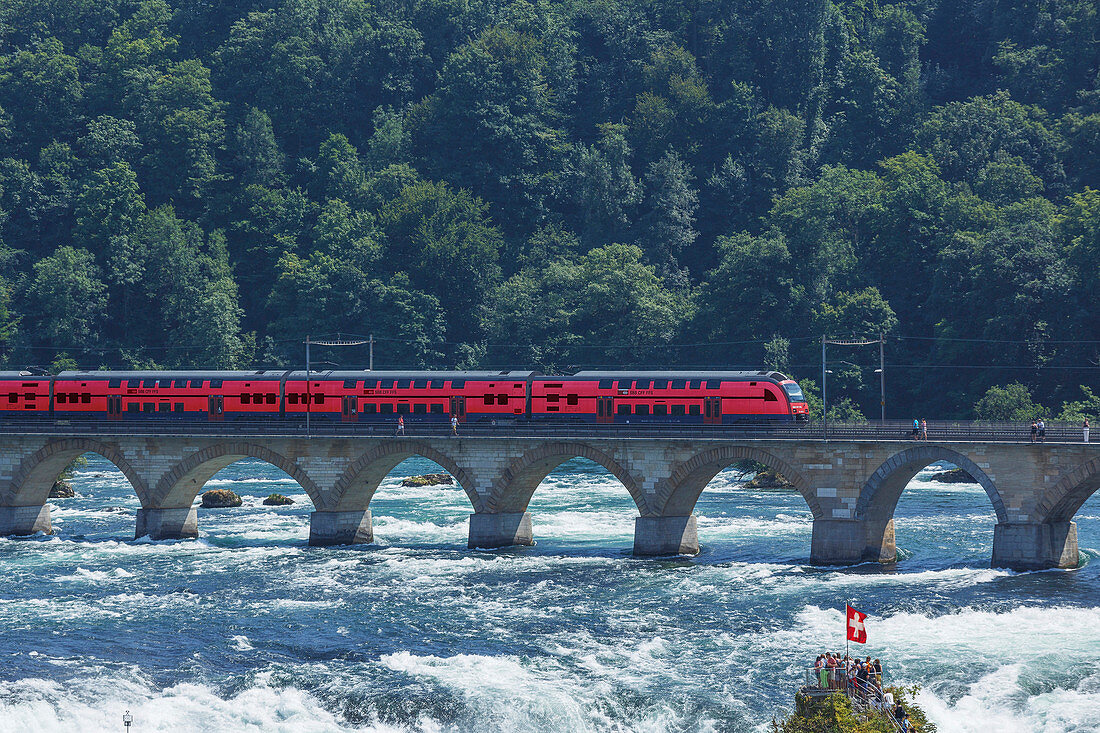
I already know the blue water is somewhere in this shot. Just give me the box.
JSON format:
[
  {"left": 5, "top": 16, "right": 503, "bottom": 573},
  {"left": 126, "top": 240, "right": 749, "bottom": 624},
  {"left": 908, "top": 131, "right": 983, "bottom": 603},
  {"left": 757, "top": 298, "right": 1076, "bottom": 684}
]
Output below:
[{"left": 1, "top": 456, "right": 1099, "bottom": 732}]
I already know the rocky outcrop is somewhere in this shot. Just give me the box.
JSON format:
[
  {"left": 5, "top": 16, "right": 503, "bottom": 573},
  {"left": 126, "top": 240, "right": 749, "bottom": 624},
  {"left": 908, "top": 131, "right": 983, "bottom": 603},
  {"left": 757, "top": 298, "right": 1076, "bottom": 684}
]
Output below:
[
  {"left": 262, "top": 493, "right": 295, "bottom": 506},
  {"left": 930, "top": 467, "right": 975, "bottom": 483},
  {"left": 401, "top": 473, "right": 454, "bottom": 487},
  {"left": 744, "top": 469, "right": 794, "bottom": 490},
  {"left": 201, "top": 489, "right": 243, "bottom": 508},
  {"left": 49, "top": 481, "right": 75, "bottom": 498}
]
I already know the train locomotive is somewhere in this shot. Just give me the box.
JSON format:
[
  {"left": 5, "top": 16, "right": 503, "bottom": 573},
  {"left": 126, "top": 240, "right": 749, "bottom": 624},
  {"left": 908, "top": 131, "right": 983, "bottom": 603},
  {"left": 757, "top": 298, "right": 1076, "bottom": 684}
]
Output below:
[{"left": 1, "top": 370, "right": 810, "bottom": 426}]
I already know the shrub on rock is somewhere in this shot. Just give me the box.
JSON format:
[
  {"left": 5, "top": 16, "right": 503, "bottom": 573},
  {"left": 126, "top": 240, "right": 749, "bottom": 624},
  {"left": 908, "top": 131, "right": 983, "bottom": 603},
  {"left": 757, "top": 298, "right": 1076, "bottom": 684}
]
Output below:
[
  {"left": 263, "top": 493, "right": 295, "bottom": 505},
  {"left": 201, "top": 489, "right": 242, "bottom": 507},
  {"left": 401, "top": 473, "right": 454, "bottom": 487}
]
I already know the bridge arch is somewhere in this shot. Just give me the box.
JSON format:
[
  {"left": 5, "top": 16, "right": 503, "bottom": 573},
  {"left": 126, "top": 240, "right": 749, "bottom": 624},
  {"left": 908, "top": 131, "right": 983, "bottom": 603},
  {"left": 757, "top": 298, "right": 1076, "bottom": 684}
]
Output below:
[
  {"left": 1035, "top": 457, "right": 1100, "bottom": 524},
  {"left": 327, "top": 441, "right": 477, "bottom": 512},
  {"left": 488, "top": 443, "right": 645, "bottom": 515},
  {"left": 855, "top": 446, "right": 1007, "bottom": 525},
  {"left": 6, "top": 439, "right": 149, "bottom": 506},
  {"left": 152, "top": 443, "right": 322, "bottom": 509},
  {"left": 655, "top": 446, "right": 820, "bottom": 518}
]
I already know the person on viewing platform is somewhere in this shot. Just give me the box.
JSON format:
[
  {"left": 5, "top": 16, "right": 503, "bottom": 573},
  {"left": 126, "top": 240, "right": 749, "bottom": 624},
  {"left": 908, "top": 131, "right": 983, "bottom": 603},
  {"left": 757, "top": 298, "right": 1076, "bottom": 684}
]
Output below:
[
  {"left": 873, "top": 658, "right": 883, "bottom": 686},
  {"left": 1085, "top": 419, "right": 1090, "bottom": 443},
  {"left": 815, "top": 655, "right": 827, "bottom": 687},
  {"left": 1031, "top": 420, "right": 1038, "bottom": 443},
  {"left": 825, "top": 652, "right": 838, "bottom": 688}
]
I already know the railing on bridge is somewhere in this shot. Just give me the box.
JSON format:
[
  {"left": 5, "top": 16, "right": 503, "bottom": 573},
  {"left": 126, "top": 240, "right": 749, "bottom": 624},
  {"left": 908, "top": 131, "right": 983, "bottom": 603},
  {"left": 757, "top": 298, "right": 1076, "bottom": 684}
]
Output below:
[{"left": 0, "top": 417, "right": 1090, "bottom": 443}]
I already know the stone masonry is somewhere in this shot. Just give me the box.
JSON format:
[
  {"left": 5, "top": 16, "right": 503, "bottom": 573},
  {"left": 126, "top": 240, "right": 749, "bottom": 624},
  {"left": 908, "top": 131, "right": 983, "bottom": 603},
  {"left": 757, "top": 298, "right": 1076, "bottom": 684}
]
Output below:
[{"left": 0, "top": 432, "right": 1097, "bottom": 570}]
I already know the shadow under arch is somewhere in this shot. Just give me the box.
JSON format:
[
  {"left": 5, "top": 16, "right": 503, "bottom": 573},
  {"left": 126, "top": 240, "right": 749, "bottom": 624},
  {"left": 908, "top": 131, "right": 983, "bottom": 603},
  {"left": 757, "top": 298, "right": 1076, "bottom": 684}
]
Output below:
[
  {"left": 488, "top": 442, "right": 645, "bottom": 515},
  {"left": 327, "top": 441, "right": 477, "bottom": 513},
  {"left": 151, "top": 442, "right": 322, "bottom": 508},
  {"left": 7, "top": 438, "right": 149, "bottom": 506},
  {"left": 655, "top": 445, "right": 821, "bottom": 518},
  {"left": 1036, "top": 456, "right": 1100, "bottom": 524},
  {"left": 855, "top": 446, "right": 1007, "bottom": 526}
]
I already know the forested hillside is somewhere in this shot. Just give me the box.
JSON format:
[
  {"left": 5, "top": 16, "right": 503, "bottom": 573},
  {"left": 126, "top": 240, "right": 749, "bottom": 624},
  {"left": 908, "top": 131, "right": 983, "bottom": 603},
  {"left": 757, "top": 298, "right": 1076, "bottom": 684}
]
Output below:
[{"left": 0, "top": 0, "right": 1097, "bottom": 418}]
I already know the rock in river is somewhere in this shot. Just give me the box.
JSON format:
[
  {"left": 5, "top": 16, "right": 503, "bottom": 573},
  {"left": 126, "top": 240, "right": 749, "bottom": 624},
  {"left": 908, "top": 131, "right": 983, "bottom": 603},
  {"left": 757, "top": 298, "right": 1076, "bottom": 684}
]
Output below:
[
  {"left": 401, "top": 473, "right": 454, "bottom": 487},
  {"left": 201, "top": 489, "right": 243, "bottom": 508},
  {"left": 263, "top": 493, "right": 295, "bottom": 506}
]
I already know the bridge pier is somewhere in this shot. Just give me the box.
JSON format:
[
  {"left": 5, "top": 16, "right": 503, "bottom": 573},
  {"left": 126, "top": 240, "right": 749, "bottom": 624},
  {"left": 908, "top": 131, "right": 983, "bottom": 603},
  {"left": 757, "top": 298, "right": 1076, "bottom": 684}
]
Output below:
[
  {"left": 468, "top": 512, "right": 533, "bottom": 549},
  {"left": 633, "top": 515, "right": 699, "bottom": 556},
  {"left": 136, "top": 507, "right": 198, "bottom": 540},
  {"left": 992, "top": 521, "right": 1079, "bottom": 570},
  {"left": 810, "top": 518, "right": 876, "bottom": 565},
  {"left": 0, "top": 505, "right": 51, "bottom": 536},
  {"left": 309, "top": 510, "right": 373, "bottom": 546}
]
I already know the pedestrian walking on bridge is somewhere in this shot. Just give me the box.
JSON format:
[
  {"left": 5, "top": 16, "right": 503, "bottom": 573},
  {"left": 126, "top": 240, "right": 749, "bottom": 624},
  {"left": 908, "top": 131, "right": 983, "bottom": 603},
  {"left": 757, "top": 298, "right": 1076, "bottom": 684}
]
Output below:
[
  {"left": 451, "top": 415, "right": 459, "bottom": 436},
  {"left": 1085, "top": 419, "right": 1090, "bottom": 444}
]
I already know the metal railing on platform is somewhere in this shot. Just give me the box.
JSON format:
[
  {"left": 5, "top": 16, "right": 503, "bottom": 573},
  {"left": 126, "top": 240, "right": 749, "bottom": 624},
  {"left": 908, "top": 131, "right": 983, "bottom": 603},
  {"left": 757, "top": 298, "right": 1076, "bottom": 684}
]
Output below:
[
  {"left": 801, "top": 666, "right": 905, "bottom": 731},
  {"left": 0, "top": 417, "right": 1091, "bottom": 444}
]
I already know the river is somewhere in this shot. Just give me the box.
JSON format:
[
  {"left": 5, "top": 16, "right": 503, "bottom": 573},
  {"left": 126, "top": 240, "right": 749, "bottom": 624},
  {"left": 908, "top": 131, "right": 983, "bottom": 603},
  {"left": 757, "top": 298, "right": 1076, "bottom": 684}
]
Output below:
[{"left": 1, "top": 455, "right": 1098, "bottom": 732}]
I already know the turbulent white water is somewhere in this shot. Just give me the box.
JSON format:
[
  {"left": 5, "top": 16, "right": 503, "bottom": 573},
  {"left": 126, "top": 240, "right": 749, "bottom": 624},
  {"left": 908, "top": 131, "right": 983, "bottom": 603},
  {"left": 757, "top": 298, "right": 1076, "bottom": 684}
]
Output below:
[{"left": 1, "top": 457, "right": 1098, "bottom": 732}]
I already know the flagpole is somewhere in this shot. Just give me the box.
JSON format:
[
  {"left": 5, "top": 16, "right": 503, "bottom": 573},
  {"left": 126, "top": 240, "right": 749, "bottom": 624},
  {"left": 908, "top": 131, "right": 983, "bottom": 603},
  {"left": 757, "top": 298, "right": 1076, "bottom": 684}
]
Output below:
[{"left": 844, "top": 598, "right": 850, "bottom": 694}]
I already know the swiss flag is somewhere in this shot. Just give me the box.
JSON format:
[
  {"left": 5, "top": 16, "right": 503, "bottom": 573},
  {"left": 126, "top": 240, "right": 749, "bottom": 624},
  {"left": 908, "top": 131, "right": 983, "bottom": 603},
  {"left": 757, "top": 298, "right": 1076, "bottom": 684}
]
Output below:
[{"left": 846, "top": 605, "right": 868, "bottom": 644}]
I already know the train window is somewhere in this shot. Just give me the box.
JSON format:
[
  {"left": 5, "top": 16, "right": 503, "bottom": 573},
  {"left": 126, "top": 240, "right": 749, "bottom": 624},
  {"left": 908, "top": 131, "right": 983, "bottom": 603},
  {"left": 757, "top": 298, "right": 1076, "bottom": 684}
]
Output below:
[
  {"left": 617, "top": 404, "right": 631, "bottom": 415},
  {"left": 413, "top": 403, "right": 427, "bottom": 414},
  {"left": 8, "top": 393, "right": 17, "bottom": 403},
  {"left": 158, "top": 403, "right": 170, "bottom": 412},
  {"left": 57, "top": 394, "right": 66, "bottom": 404},
  {"left": 498, "top": 394, "right": 508, "bottom": 404},
  {"left": 344, "top": 379, "right": 358, "bottom": 389},
  {"left": 140, "top": 379, "right": 153, "bottom": 388},
  {"left": 241, "top": 394, "right": 251, "bottom": 404},
  {"left": 672, "top": 404, "right": 685, "bottom": 416},
  {"left": 108, "top": 379, "right": 122, "bottom": 389},
  {"left": 483, "top": 395, "right": 495, "bottom": 405},
  {"left": 143, "top": 403, "right": 154, "bottom": 412},
  {"left": 266, "top": 394, "right": 276, "bottom": 404},
  {"left": 380, "top": 403, "right": 394, "bottom": 414},
  {"left": 689, "top": 405, "right": 700, "bottom": 415},
  {"left": 546, "top": 394, "right": 558, "bottom": 402},
  {"left": 174, "top": 403, "right": 184, "bottom": 412},
  {"left": 671, "top": 380, "right": 686, "bottom": 389},
  {"left": 653, "top": 380, "right": 668, "bottom": 389},
  {"left": 396, "top": 403, "right": 410, "bottom": 414},
  {"left": 210, "top": 380, "right": 222, "bottom": 388},
  {"left": 598, "top": 379, "right": 613, "bottom": 389},
  {"left": 190, "top": 380, "right": 203, "bottom": 389},
  {"left": 654, "top": 404, "right": 668, "bottom": 415},
  {"left": 82, "top": 394, "right": 90, "bottom": 403},
  {"left": 69, "top": 393, "right": 79, "bottom": 402},
  {"left": 127, "top": 403, "right": 138, "bottom": 413},
  {"left": 253, "top": 393, "right": 263, "bottom": 403},
  {"left": 363, "top": 403, "right": 377, "bottom": 413},
  {"left": 637, "top": 380, "right": 652, "bottom": 389},
  {"left": 413, "top": 380, "right": 427, "bottom": 389},
  {"left": 451, "top": 380, "right": 465, "bottom": 389},
  {"left": 430, "top": 380, "right": 444, "bottom": 389},
  {"left": 363, "top": 379, "right": 379, "bottom": 389},
  {"left": 636, "top": 404, "right": 650, "bottom": 415},
  {"left": 25, "top": 392, "right": 35, "bottom": 400},
  {"left": 706, "top": 380, "right": 720, "bottom": 389},
  {"left": 566, "top": 394, "right": 578, "bottom": 405},
  {"left": 764, "top": 391, "right": 777, "bottom": 401},
  {"left": 689, "top": 380, "right": 701, "bottom": 389},
  {"left": 313, "top": 394, "right": 324, "bottom": 404},
  {"left": 430, "top": 403, "right": 444, "bottom": 414},
  {"left": 300, "top": 393, "right": 309, "bottom": 404},
  {"left": 397, "top": 380, "right": 411, "bottom": 389},
  {"left": 288, "top": 394, "right": 298, "bottom": 404}
]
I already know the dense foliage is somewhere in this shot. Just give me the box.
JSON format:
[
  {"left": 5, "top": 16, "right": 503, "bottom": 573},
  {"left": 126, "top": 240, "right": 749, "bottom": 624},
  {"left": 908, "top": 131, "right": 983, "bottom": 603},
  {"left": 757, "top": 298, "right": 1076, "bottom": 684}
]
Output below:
[{"left": 0, "top": 0, "right": 1096, "bottom": 418}]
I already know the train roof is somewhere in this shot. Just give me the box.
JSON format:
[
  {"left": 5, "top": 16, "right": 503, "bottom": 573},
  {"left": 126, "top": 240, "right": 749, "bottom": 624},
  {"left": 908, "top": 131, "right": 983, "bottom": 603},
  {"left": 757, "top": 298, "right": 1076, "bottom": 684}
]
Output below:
[
  {"left": 53, "top": 370, "right": 539, "bottom": 380},
  {"left": 570, "top": 370, "right": 792, "bottom": 382},
  {"left": 0, "top": 371, "right": 41, "bottom": 378}
]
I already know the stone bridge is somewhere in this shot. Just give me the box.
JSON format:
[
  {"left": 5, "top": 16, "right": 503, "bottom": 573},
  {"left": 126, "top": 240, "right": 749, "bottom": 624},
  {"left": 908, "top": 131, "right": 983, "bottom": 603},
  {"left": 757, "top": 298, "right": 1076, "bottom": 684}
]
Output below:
[{"left": 1, "top": 432, "right": 1097, "bottom": 570}]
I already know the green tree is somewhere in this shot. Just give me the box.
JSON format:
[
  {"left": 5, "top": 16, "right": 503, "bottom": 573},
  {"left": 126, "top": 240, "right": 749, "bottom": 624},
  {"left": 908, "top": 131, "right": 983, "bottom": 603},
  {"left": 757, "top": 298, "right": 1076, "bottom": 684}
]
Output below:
[
  {"left": 22, "top": 246, "right": 106, "bottom": 348},
  {"left": 974, "top": 383, "right": 1045, "bottom": 420}
]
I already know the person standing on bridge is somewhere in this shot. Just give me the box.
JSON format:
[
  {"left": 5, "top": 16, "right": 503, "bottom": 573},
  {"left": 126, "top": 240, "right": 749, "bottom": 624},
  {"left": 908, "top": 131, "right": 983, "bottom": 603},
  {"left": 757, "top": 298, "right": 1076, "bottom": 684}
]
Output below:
[
  {"left": 396, "top": 414, "right": 405, "bottom": 436},
  {"left": 912, "top": 418, "right": 919, "bottom": 440},
  {"left": 451, "top": 415, "right": 459, "bottom": 436},
  {"left": 920, "top": 418, "right": 928, "bottom": 441},
  {"left": 1038, "top": 418, "right": 1046, "bottom": 442},
  {"left": 1085, "top": 419, "right": 1090, "bottom": 444},
  {"left": 1030, "top": 420, "right": 1038, "bottom": 443}
]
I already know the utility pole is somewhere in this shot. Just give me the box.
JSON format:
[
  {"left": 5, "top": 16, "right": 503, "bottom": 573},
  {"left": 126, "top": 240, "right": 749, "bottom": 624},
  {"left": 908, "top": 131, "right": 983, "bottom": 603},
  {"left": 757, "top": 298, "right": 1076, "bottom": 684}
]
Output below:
[
  {"left": 879, "top": 333, "right": 885, "bottom": 423},
  {"left": 822, "top": 336, "right": 827, "bottom": 441},
  {"left": 303, "top": 336, "right": 371, "bottom": 438},
  {"left": 369, "top": 334, "right": 374, "bottom": 371}
]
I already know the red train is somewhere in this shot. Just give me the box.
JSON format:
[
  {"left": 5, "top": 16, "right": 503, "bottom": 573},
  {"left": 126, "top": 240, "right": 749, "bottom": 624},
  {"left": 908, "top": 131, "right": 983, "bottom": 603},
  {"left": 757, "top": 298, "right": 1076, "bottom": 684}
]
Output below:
[{"left": 1, "top": 370, "right": 809, "bottom": 425}]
